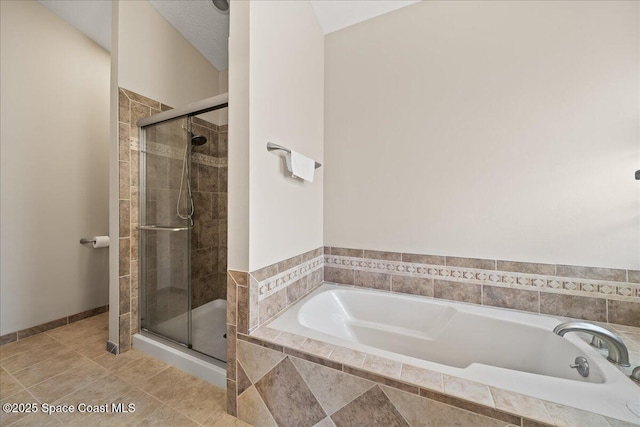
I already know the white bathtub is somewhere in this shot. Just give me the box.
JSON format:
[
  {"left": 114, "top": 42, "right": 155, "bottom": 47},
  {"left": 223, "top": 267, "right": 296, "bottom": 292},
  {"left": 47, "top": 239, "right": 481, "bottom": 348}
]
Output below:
[{"left": 266, "top": 284, "right": 640, "bottom": 423}]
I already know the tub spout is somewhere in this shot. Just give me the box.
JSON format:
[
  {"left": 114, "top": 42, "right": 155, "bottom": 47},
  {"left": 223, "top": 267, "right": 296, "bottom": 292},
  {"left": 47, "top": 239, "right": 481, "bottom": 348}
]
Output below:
[{"left": 553, "top": 322, "right": 630, "bottom": 367}]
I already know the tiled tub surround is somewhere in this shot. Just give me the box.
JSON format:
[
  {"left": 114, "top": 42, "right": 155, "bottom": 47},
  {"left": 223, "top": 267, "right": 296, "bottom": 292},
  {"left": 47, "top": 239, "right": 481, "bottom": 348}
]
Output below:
[
  {"left": 323, "top": 248, "right": 640, "bottom": 328},
  {"left": 118, "top": 88, "right": 228, "bottom": 352},
  {"left": 264, "top": 284, "right": 640, "bottom": 424},
  {"left": 226, "top": 248, "right": 325, "bottom": 416},
  {"left": 226, "top": 248, "right": 640, "bottom": 426},
  {"left": 237, "top": 321, "right": 640, "bottom": 427},
  {"left": 235, "top": 325, "right": 640, "bottom": 427}
]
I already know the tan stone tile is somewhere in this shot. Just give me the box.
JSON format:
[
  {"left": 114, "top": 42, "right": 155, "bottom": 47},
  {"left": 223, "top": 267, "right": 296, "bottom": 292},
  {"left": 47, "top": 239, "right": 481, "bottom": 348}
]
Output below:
[
  {"left": 203, "top": 411, "right": 252, "bottom": 426},
  {"left": 434, "top": 279, "right": 481, "bottom": 304},
  {"left": 383, "top": 385, "right": 506, "bottom": 427},
  {"left": 300, "top": 338, "right": 334, "bottom": 358},
  {"left": 544, "top": 401, "right": 610, "bottom": 427},
  {"left": 446, "top": 256, "right": 495, "bottom": 270},
  {"left": 0, "top": 390, "right": 40, "bottom": 426},
  {"left": 290, "top": 356, "right": 374, "bottom": 416},
  {"left": 401, "top": 253, "right": 445, "bottom": 265},
  {"left": 556, "top": 265, "right": 626, "bottom": 282},
  {"left": 443, "top": 375, "right": 494, "bottom": 407},
  {"left": 2, "top": 340, "right": 70, "bottom": 373},
  {"left": 164, "top": 379, "right": 226, "bottom": 424},
  {"left": 608, "top": 300, "right": 640, "bottom": 328},
  {"left": 0, "top": 334, "right": 57, "bottom": 362},
  {"left": 92, "top": 349, "right": 145, "bottom": 371},
  {"left": 136, "top": 405, "right": 200, "bottom": 426},
  {"left": 254, "top": 358, "right": 326, "bottom": 426},
  {"left": 328, "top": 346, "right": 366, "bottom": 367},
  {"left": 17, "top": 318, "right": 67, "bottom": 340},
  {"left": 52, "top": 373, "right": 132, "bottom": 425},
  {"left": 362, "top": 355, "right": 402, "bottom": 379},
  {"left": 540, "top": 293, "right": 606, "bottom": 322},
  {"left": 29, "top": 358, "right": 108, "bottom": 402},
  {"left": 113, "top": 355, "right": 168, "bottom": 386},
  {"left": 483, "top": 286, "right": 539, "bottom": 313},
  {"left": 490, "top": 387, "right": 553, "bottom": 424},
  {"left": 8, "top": 409, "right": 63, "bottom": 426},
  {"left": 0, "top": 366, "right": 25, "bottom": 399},
  {"left": 364, "top": 250, "right": 401, "bottom": 261},
  {"left": 331, "top": 385, "right": 407, "bottom": 427},
  {"left": 400, "top": 364, "right": 443, "bottom": 392},
  {"left": 354, "top": 271, "right": 391, "bottom": 291},
  {"left": 497, "top": 260, "right": 555, "bottom": 276},
  {"left": 391, "top": 275, "right": 433, "bottom": 297},
  {"left": 98, "top": 387, "right": 163, "bottom": 426},
  {"left": 273, "top": 331, "right": 307, "bottom": 349},
  {"left": 138, "top": 366, "right": 200, "bottom": 403},
  {"left": 250, "top": 327, "right": 282, "bottom": 342},
  {"left": 324, "top": 267, "right": 354, "bottom": 286},
  {"left": 330, "top": 248, "right": 364, "bottom": 258},
  {"left": 237, "top": 385, "right": 277, "bottom": 427},
  {"left": 236, "top": 340, "right": 286, "bottom": 384},
  {"left": 11, "top": 350, "right": 86, "bottom": 388}
]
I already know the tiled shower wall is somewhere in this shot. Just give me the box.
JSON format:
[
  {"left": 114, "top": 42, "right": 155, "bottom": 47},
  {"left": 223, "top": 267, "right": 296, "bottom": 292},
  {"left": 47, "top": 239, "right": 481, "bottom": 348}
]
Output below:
[{"left": 118, "top": 88, "right": 227, "bottom": 352}]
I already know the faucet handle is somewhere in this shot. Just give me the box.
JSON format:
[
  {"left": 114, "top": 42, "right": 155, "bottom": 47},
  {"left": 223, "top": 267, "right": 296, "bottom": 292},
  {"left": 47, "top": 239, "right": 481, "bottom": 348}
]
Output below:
[
  {"left": 631, "top": 366, "right": 640, "bottom": 384},
  {"left": 591, "top": 336, "right": 606, "bottom": 349}
]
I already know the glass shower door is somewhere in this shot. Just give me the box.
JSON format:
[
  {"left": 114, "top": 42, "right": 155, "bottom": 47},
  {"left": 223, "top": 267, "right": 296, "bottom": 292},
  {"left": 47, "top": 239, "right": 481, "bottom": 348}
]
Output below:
[{"left": 139, "top": 117, "right": 192, "bottom": 347}]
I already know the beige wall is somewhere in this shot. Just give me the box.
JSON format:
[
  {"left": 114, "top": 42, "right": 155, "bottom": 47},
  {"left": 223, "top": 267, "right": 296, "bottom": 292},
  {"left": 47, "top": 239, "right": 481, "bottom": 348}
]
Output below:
[
  {"left": 0, "top": 0, "right": 110, "bottom": 335},
  {"left": 117, "top": 0, "right": 220, "bottom": 114},
  {"left": 228, "top": 0, "right": 250, "bottom": 272},
  {"left": 248, "top": 0, "right": 324, "bottom": 271},
  {"left": 324, "top": 1, "right": 640, "bottom": 270}
]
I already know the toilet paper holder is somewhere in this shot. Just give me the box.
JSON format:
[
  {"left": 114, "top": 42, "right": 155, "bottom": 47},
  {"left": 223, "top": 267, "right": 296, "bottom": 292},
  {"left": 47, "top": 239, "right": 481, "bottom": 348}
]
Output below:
[{"left": 79, "top": 238, "right": 96, "bottom": 244}]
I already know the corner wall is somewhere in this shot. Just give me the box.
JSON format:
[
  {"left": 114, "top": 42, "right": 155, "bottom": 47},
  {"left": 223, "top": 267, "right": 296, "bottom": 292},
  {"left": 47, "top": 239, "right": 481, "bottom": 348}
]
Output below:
[
  {"left": 324, "top": 0, "right": 640, "bottom": 270},
  {"left": 0, "top": 0, "right": 110, "bottom": 337},
  {"left": 248, "top": 0, "right": 324, "bottom": 271}
]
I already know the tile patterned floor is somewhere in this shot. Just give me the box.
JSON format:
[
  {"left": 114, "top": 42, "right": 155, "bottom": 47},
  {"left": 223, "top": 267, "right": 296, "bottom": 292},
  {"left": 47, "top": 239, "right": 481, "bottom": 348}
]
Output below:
[{"left": 0, "top": 313, "right": 250, "bottom": 427}]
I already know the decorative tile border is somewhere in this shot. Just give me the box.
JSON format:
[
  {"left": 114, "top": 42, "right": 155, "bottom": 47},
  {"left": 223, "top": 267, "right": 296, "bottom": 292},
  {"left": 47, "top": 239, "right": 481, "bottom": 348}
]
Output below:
[
  {"left": 129, "top": 138, "right": 227, "bottom": 167},
  {"left": 257, "top": 255, "right": 324, "bottom": 301},
  {"left": 325, "top": 254, "right": 640, "bottom": 301}
]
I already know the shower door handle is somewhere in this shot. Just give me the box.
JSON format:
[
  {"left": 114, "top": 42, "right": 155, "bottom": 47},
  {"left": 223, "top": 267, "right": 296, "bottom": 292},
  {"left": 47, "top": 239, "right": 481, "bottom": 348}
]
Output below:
[{"left": 137, "top": 225, "right": 192, "bottom": 232}]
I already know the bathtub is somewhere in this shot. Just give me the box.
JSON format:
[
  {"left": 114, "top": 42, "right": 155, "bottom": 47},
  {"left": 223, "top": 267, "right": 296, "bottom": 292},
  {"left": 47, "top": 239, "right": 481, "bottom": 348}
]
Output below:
[{"left": 266, "top": 283, "right": 640, "bottom": 423}]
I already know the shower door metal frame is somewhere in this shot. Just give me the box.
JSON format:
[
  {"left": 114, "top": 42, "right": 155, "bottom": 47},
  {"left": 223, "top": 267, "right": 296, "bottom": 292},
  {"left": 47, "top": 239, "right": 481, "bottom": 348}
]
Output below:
[
  {"left": 136, "top": 93, "right": 229, "bottom": 353},
  {"left": 137, "top": 118, "right": 194, "bottom": 350}
]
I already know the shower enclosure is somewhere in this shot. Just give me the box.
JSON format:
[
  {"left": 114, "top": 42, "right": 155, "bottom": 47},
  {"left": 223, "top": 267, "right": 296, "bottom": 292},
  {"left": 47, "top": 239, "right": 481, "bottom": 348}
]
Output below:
[{"left": 136, "top": 95, "right": 228, "bottom": 367}]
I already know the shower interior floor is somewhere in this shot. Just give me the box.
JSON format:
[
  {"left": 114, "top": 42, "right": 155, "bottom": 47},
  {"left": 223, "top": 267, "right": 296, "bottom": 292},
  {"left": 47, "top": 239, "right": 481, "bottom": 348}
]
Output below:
[{"left": 156, "top": 299, "right": 227, "bottom": 362}]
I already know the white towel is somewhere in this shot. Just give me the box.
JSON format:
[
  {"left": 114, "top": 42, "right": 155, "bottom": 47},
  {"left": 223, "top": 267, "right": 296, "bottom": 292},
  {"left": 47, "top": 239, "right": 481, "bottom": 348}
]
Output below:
[{"left": 290, "top": 150, "right": 315, "bottom": 182}]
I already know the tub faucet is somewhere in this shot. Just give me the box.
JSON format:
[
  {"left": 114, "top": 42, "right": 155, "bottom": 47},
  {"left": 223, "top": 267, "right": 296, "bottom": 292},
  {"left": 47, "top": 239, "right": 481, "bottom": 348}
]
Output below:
[{"left": 553, "top": 322, "right": 630, "bottom": 367}]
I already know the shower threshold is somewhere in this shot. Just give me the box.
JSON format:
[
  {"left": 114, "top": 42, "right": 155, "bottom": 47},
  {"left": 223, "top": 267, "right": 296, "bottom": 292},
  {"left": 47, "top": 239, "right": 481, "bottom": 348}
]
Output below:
[
  {"left": 155, "top": 299, "right": 227, "bottom": 362},
  {"left": 133, "top": 299, "right": 228, "bottom": 389}
]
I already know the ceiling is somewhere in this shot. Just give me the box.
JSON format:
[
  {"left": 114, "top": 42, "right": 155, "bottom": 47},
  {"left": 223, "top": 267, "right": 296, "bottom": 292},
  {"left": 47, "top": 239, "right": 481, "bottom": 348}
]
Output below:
[
  {"left": 38, "top": 0, "right": 420, "bottom": 72},
  {"left": 148, "top": 0, "right": 229, "bottom": 71},
  {"left": 310, "top": 1, "right": 420, "bottom": 34}
]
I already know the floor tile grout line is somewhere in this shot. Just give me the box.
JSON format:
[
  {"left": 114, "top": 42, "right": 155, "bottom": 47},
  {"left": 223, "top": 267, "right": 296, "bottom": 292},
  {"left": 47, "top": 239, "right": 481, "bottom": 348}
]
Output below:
[
  {"left": 142, "top": 376, "right": 216, "bottom": 427},
  {"left": 378, "top": 385, "right": 413, "bottom": 427},
  {"left": 0, "top": 364, "right": 30, "bottom": 401}
]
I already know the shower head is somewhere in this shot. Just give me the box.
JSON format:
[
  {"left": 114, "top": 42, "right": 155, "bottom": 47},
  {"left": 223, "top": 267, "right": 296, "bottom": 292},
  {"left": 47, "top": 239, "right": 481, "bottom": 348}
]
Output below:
[{"left": 191, "top": 134, "right": 207, "bottom": 147}]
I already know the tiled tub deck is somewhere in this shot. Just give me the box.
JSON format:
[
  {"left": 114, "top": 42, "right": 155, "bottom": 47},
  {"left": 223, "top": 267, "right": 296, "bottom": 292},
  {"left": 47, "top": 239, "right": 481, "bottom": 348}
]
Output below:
[
  {"left": 245, "top": 301, "right": 640, "bottom": 427},
  {"left": 227, "top": 247, "right": 640, "bottom": 427}
]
